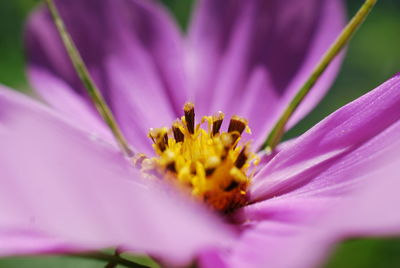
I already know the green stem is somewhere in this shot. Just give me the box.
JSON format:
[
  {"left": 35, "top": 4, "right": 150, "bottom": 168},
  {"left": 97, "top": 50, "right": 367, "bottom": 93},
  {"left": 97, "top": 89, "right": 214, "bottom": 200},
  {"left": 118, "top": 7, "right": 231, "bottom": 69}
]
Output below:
[
  {"left": 45, "top": 0, "right": 133, "bottom": 156},
  {"left": 261, "top": 0, "right": 378, "bottom": 151},
  {"left": 70, "top": 252, "right": 149, "bottom": 268}
]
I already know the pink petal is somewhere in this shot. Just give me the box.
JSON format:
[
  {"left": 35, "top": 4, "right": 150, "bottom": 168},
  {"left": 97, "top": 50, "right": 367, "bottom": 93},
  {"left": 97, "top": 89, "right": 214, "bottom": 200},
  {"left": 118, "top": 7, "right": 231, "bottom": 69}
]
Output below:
[
  {"left": 187, "top": 0, "right": 345, "bottom": 146},
  {"left": 28, "top": 68, "right": 116, "bottom": 146},
  {"left": 224, "top": 221, "right": 326, "bottom": 268},
  {"left": 219, "top": 74, "right": 400, "bottom": 267},
  {"left": 0, "top": 86, "right": 234, "bottom": 266},
  {"left": 251, "top": 74, "right": 400, "bottom": 200},
  {"left": 25, "top": 0, "right": 187, "bottom": 154},
  {"left": 323, "top": 154, "right": 400, "bottom": 237},
  {"left": 225, "top": 147, "right": 400, "bottom": 268}
]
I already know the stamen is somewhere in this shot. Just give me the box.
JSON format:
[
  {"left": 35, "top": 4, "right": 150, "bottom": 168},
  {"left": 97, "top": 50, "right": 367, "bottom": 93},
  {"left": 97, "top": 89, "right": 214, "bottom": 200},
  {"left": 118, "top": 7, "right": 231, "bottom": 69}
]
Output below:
[
  {"left": 228, "top": 115, "right": 248, "bottom": 134},
  {"left": 149, "top": 128, "right": 168, "bottom": 152},
  {"left": 212, "top": 111, "right": 224, "bottom": 136},
  {"left": 235, "top": 147, "right": 248, "bottom": 169},
  {"left": 143, "top": 104, "right": 256, "bottom": 213},
  {"left": 220, "top": 133, "right": 234, "bottom": 160},
  {"left": 228, "top": 116, "right": 248, "bottom": 144},
  {"left": 224, "top": 180, "right": 239, "bottom": 192},
  {"left": 184, "top": 102, "right": 195, "bottom": 134},
  {"left": 172, "top": 121, "right": 184, "bottom": 142},
  {"left": 205, "top": 156, "right": 221, "bottom": 176},
  {"left": 163, "top": 132, "right": 168, "bottom": 146},
  {"left": 221, "top": 133, "right": 234, "bottom": 147},
  {"left": 164, "top": 150, "right": 176, "bottom": 173}
]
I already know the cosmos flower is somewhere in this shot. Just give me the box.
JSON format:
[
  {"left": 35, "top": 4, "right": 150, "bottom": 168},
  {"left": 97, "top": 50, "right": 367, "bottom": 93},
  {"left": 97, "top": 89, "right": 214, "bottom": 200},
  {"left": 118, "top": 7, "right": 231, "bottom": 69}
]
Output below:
[{"left": 1, "top": 0, "right": 400, "bottom": 267}]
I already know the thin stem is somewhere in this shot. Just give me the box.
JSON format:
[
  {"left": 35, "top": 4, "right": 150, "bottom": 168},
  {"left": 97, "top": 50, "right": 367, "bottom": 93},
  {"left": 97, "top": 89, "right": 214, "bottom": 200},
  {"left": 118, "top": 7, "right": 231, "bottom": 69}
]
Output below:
[
  {"left": 104, "top": 248, "right": 122, "bottom": 268},
  {"left": 70, "top": 252, "right": 149, "bottom": 268},
  {"left": 45, "top": 0, "right": 133, "bottom": 156},
  {"left": 261, "top": 0, "right": 378, "bottom": 151}
]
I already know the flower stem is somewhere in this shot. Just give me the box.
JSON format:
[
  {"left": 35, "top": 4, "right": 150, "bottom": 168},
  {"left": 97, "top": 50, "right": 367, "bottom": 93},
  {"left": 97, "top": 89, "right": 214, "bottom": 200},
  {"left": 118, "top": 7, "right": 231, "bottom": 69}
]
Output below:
[
  {"left": 45, "top": 0, "right": 133, "bottom": 156},
  {"left": 260, "top": 0, "right": 378, "bottom": 151},
  {"left": 70, "top": 252, "right": 149, "bottom": 268}
]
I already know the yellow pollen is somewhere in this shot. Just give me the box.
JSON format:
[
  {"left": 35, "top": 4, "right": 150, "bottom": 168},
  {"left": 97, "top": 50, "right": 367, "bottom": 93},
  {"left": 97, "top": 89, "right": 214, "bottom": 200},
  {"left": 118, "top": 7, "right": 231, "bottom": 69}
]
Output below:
[{"left": 138, "top": 102, "right": 258, "bottom": 213}]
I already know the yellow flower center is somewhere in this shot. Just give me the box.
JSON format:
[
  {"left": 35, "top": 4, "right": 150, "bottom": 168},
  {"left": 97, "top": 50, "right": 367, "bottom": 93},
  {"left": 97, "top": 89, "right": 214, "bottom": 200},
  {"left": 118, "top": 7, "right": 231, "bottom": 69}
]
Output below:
[{"left": 134, "top": 102, "right": 258, "bottom": 213}]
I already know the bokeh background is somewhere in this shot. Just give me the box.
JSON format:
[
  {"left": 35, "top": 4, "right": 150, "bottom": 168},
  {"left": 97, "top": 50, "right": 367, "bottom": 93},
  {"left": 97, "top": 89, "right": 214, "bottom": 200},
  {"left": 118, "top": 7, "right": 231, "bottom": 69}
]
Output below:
[{"left": 0, "top": 0, "right": 399, "bottom": 267}]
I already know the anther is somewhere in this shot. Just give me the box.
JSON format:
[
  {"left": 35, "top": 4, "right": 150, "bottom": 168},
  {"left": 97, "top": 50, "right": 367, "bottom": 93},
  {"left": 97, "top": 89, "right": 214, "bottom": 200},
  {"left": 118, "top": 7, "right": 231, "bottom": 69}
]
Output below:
[
  {"left": 224, "top": 180, "right": 239, "bottom": 192},
  {"left": 184, "top": 102, "right": 195, "bottom": 134},
  {"left": 235, "top": 147, "right": 248, "bottom": 169},
  {"left": 230, "top": 132, "right": 240, "bottom": 145},
  {"left": 163, "top": 132, "right": 168, "bottom": 146},
  {"left": 172, "top": 121, "right": 184, "bottom": 142},
  {"left": 149, "top": 128, "right": 169, "bottom": 152},
  {"left": 149, "top": 128, "right": 156, "bottom": 143},
  {"left": 164, "top": 150, "right": 176, "bottom": 173},
  {"left": 212, "top": 111, "right": 224, "bottom": 136},
  {"left": 228, "top": 115, "right": 248, "bottom": 135}
]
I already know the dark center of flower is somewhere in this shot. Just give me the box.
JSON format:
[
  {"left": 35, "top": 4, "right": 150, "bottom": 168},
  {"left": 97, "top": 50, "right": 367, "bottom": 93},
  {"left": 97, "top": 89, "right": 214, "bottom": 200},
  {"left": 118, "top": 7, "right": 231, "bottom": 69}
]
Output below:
[{"left": 133, "top": 102, "right": 258, "bottom": 213}]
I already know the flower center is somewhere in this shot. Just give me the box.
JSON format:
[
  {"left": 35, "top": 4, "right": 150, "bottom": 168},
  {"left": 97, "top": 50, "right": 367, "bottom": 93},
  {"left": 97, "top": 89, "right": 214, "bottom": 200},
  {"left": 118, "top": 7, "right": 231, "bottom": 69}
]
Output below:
[{"left": 134, "top": 102, "right": 258, "bottom": 213}]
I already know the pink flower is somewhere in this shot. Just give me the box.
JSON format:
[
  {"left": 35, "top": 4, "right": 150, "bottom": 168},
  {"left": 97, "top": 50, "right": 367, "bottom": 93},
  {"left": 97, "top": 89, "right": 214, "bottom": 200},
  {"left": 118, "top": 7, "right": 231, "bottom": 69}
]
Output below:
[{"left": 1, "top": 0, "right": 400, "bottom": 267}]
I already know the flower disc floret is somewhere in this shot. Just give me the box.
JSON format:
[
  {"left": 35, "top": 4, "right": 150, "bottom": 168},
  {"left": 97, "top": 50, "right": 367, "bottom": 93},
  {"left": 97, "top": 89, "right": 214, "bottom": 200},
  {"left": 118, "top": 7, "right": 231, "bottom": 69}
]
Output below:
[{"left": 136, "top": 102, "right": 258, "bottom": 213}]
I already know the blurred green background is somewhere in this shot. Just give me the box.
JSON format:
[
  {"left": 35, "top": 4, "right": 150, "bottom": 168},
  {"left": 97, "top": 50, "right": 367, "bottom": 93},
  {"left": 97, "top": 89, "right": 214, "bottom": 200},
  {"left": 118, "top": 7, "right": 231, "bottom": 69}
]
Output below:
[{"left": 0, "top": 0, "right": 399, "bottom": 267}]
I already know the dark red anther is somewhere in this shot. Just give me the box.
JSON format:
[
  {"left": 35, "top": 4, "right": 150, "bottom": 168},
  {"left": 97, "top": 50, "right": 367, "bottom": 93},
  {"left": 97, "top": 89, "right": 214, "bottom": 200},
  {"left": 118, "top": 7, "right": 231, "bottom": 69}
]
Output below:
[{"left": 184, "top": 102, "right": 195, "bottom": 134}]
